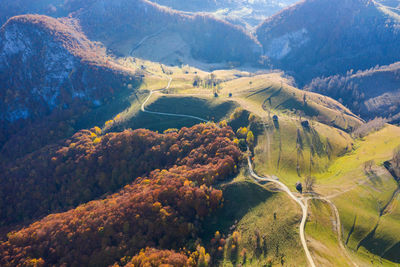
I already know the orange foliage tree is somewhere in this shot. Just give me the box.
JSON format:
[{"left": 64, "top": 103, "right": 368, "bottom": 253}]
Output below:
[{"left": 0, "top": 124, "right": 241, "bottom": 267}]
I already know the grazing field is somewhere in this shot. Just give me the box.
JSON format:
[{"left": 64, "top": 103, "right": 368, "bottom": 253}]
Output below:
[
  {"left": 203, "top": 175, "right": 307, "bottom": 266},
  {"left": 79, "top": 59, "right": 400, "bottom": 266},
  {"left": 315, "top": 125, "right": 400, "bottom": 265},
  {"left": 306, "top": 200, "right": 351, "bottom": 266}
]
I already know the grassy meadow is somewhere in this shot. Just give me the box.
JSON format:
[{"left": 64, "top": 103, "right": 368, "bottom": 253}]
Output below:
[{"left": 96, "top": 57, "right": 400, "bottom": 266}]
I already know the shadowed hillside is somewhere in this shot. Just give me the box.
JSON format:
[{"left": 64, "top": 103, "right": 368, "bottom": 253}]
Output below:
[
  {"left": 0, "top": 0, "right": 99, "bottom": 26},
  {"left": 256, "top": 0, "right": 400, "bottom": 85},
  {"left": 74, "top": 0, "right": 261, "bottom": 65},
  {"left": 0, "top": 0, "right": 262, "bottom": 67},
  {"left": 305, "top": 62, "right": 400, "bottom": 121},
  {"left": 0, "top": 14, "right": 140, "bottom": 160}
]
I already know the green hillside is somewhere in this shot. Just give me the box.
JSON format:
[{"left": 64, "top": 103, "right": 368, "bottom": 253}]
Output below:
[
  {"left": 0, "top": 55, "right": 398, "bottom": 266},
  {"left": 101, "top": 61, "right": 363, "bottom": 186},
  {"left": 314, "top": 125, "right": 400, "bottom": 265},
  {"left": 205, "top": 177, "right": 307, "bottom": 266},
  {"left": 112, "top": 61, "right": 400, "bottom": 266}
]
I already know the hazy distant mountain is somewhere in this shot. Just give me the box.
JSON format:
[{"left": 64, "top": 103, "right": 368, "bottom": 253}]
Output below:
[
  {"left": 149, "top": 0, "right": 298, "bottom": 27},
  {"left": 0, "top": 0, "right": 99, "bottom": 26},
  {"left": 257, "top": 0, "right": 400, "bottom": 85},
  {"left": 0, "top": 14, "right": 137, "bottom": 159},
  {"left": 305, "top": 62, "right": 400, "bottom": 121},
  {"left": 150, "top": 0, "right": 219, "bottom": 11}
]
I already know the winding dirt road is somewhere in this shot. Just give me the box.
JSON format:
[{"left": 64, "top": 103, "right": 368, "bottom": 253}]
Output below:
[
  {"left": 140, "top": 77, "right": 356, "bottom": 266},
  {"left": 247, "top": 154, "right": 316, "bottom": 267},
  {"left": 129, "top": 28, "right": 166, "bottom": 57},
  {"left": 141, "top": 77, "right": 315, "bottom": 266},
  {"left": 304, "top": 195, "right": 359, "bottom": 267},
  {"left": 141, "top": 77, "right": 209, "bottom": 123},
  {"left": 248, "top": 152, "right": 358, "bottom": 267}
]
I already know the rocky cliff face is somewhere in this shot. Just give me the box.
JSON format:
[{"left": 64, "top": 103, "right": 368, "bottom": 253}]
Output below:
[
  {"left": 0, "top": 15, "right": 138, "bottom": 159},
  {"left": 256, "top": 0, "right": 400, "bottom": 84}
]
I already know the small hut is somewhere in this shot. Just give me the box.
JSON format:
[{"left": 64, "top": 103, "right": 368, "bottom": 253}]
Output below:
[{"left": 295, "top": 182, "right": 303, "bottom": 194}]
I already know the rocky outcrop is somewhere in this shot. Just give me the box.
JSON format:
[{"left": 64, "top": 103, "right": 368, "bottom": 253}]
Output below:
[
  {"left": 0, "top": 15, "right": 138, "bottom": 159},
  {"left": 256, "top": 0, "right": 400, "bottom": 84}
]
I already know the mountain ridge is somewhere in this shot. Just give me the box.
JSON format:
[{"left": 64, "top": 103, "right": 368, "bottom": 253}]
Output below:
[
  {"left": 0, "top": 0, "right": 262, "bottom": 67},
  {"left": 256, "top": 0, "right": 400, "bottom": 84}
]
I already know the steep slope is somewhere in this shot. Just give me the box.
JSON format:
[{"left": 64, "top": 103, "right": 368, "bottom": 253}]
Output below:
[
  {"left": 216, "top": 73, "right": 361, "bottom": 184},
  {"left": 256, "top": 0, "right": 400, "bottom": 85},
  {"left": 0, "top": 14, "right": 139, "bottom": 159},
  {"left": 73, "top": 0, "right": 261, "bottom": 65},
  {"left": 0, "top": 0, "right": 262, "bottom": 67},
  {"left": 305, "top": 62, "right": 400, "bottom": 121},
  {"left": 313, "top": 125, "right": 400, "bottom": 265}
]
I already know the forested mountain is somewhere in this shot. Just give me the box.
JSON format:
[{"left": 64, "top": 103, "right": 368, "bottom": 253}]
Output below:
[
  {"left": 0, "top": 0, "right": 298, "bottom": 30},
  {"left": 3, "top": 0, "right": 400, "bottom": 81},
  {"left": 305, "top": 62, "right": 400, "bottom": 121},
  {"left": 0, "top": 14, "right": 138, "bottom": 160},
  {"left": 72, "top": 0, "right": 262, "bottom": 65},
  {"left": 0, "top": 124, "right": 241, "bottom": 267},
  {"left": 256, "top": 0, "right": 400, "bottom": 85},
  {"left": 0, "top": 125, "right": 240, "bottom": 227},
  {"left": 0, "top": 0, "right": 262, "bottom": 66}
]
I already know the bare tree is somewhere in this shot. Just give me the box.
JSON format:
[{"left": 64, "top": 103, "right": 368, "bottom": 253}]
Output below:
[
  {"left": 193, "top": 75, "right": 201, "bottom": 87},
  {"left": 304, "top": 176, "right": 316, "bottom": 192},
  {"left": 393, "top": 146, "right": 400, "bottom": 169},
  {"left": 364, "top": 160, "right": 375, "bottom": 173},
  {"left": 353, "top": 117, "right": 386, "bottom": 138}
]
